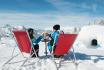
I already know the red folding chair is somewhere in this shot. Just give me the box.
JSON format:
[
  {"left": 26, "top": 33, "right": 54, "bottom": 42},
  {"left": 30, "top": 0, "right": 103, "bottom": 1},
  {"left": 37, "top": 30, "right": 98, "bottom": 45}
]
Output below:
[
  {"left": 13, "top": 30, "right": 32, "bottom": 53},
  {"left": 54, "top": 34, "right": 77, "bottom": 56},
  {"left": 3, "top": 29, "right": 38, "bottom": 67},
  {"left": 53, "top": 34, "right": 78, "bottom": 68}
]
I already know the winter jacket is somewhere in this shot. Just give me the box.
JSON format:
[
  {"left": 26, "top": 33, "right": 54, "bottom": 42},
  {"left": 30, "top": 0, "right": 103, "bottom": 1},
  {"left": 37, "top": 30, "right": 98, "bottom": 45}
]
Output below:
[
  {"left": 32, "top": 36, "right": 43, "bottom": 46},
  {"left": 48, "top": 31, "right": 59, "bottom": 52}
]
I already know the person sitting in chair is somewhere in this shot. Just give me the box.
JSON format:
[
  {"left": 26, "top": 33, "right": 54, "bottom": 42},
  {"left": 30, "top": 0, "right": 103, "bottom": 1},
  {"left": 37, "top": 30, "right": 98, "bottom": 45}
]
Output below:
[
  {"left": 28, "top": 28, "right": 43, "bottom": 57},
  {"left": 47, "top": 24, "right": 63, "bottom": 58}
]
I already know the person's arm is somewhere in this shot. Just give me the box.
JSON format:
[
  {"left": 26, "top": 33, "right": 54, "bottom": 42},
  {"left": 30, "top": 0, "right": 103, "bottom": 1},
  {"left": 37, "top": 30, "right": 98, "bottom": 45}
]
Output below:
[
  {"left": 33, "top": 35, "right": 43, "bottom": 45},
  {"left": 54, "top": 34, "right": 58, "bottom": 44},
  {"left": 53, "top": 33, "right": 59, "bottom": 45}
]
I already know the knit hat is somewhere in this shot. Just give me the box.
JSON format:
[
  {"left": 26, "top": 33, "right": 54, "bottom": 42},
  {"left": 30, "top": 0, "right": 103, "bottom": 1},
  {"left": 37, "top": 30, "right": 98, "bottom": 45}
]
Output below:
[{"left": 53, "top": 24, "right": 60, "bottom": 30}]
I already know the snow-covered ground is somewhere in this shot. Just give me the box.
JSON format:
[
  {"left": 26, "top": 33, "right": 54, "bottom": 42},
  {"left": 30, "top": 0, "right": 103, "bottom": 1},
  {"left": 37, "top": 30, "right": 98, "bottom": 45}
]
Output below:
[{"left": 0, "top": 25, "right": 104, "bottom": 70}]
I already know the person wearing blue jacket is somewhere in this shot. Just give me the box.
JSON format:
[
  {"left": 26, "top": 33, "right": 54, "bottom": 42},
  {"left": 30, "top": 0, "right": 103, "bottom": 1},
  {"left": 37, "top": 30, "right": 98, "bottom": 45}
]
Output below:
[
  {"left": 28, "top": 28, "right": 43, "bottom": 57},
  {"left": 47, "top": 24, "right": 60, "bottom": 54}
]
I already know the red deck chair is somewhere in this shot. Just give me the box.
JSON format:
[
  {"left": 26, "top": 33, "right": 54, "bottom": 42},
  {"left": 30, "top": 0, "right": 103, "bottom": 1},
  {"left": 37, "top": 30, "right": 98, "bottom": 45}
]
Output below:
[
  {"left": 13, "top": 30, "right": 32, "bottom": 53},
  {"left": 54, "top": 34, "right": 77, "bottom": 56},
  {"left": 3, "top": 29, "right": 37, "bottom": 67},
  {"left": 53, "top": 34, "right": 78, "bottom": 68}
]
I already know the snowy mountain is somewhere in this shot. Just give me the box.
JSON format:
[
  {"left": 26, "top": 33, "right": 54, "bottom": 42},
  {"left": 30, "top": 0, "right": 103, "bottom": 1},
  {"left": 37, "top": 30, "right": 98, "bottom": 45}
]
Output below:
[{"left": 0, "top": 24, "right": 13, "bottom": 38}]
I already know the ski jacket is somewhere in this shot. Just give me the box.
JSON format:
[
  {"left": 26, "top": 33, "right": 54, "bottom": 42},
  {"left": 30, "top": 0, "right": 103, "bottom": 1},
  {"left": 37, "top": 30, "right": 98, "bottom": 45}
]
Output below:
[
  {"left": 48, "top": 31, "right": 59, "bottom": 52},
  {"left": 32, "top": 36, "right": 43, "bottom": 46}
]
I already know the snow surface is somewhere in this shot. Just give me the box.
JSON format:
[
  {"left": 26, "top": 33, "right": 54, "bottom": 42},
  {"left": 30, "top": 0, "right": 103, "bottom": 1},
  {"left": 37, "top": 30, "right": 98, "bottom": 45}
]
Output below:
[{"left": 0, "top": 25, "right": 104, "bottom": 70}]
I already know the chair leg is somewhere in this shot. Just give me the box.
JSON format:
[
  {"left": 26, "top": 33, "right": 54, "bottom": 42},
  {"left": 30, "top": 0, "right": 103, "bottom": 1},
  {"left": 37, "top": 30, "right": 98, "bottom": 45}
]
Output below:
[
  {"left": 52, "top": 58, "right": 59, "bottom": 70},
  {"left": 2, "top": 53, "right": 19, "bottom": 67},
  {"left": 21, "top": 48, "right": 39, "bottom": 66},
  {"left": 2, "top": 46, "right": 19, "bottom": 67},
  {"left": 49, "top": 53, "right": 59, "bottom": 70},
  {"left": 21, "top": 57, "right": 30, "bottom": 66},
  {"left": 57, "top": 58, "right": 62, "bottom": 69},
  {"left": 72, "top": 47, "right": 78, "bottom": 69},
  {"left": 32, "top": 46, "right": 38, "bottom": 57}
]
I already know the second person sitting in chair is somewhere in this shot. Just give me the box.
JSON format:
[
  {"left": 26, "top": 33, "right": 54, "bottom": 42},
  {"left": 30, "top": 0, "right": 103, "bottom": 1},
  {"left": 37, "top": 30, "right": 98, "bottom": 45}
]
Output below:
[
  {"left": 47, "top": 24, "right": 63, "bottom": 58},
  {"left": 28, "top": 28, "right": 43, "bottom": 58}
]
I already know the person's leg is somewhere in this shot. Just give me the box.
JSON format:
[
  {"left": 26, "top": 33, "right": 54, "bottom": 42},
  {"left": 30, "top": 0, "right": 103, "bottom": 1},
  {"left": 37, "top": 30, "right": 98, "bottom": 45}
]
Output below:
[
  {"left": 31, "top": 44, "right": 39, "bottom": 57},
  {"left": 53, "top": 45, "right": 58, "bottom": 58},
  {"left": 35, "top": 44, "right": 39, "bottom": 57},
  {"left": 53, "top": 45, "right": 56, "bottom": 53},
  {"left": 31, "top": 46, "right": 36, "bottom": 57},
  {"left": 47, "top": 43, "right": 52, "bottom": 53}
]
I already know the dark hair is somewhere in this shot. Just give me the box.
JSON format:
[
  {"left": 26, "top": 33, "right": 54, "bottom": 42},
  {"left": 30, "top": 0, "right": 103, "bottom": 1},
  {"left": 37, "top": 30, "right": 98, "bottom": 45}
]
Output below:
[
  {"left": 53, "top": 24, "right": 60, "bottom": 30},
  {"left": 28, "top": 28, "right": 34, "bottom": 39}
]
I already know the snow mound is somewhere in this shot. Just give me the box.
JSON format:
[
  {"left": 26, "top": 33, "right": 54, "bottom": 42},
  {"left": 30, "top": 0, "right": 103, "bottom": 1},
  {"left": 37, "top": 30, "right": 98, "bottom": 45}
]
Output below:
[{"left": 76, "top": 25, "right": 104, "bottom": 48}]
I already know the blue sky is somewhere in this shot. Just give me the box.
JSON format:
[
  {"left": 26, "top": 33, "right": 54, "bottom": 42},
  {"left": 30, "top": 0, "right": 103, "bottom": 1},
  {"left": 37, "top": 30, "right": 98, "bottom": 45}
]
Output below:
[{"left": 0, "top": 0, "right": 104, "bottom": 28}]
